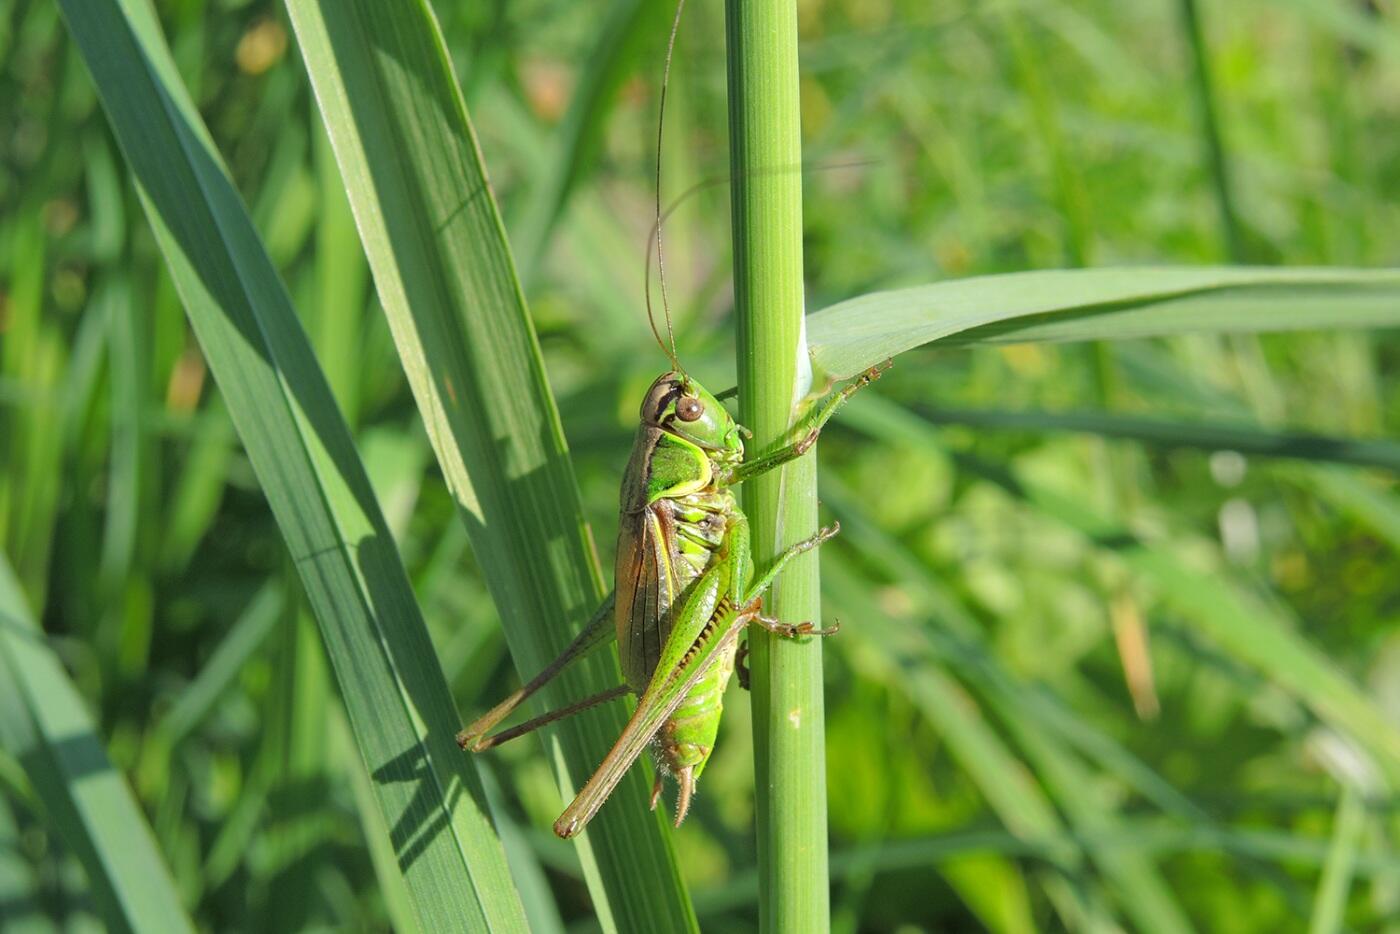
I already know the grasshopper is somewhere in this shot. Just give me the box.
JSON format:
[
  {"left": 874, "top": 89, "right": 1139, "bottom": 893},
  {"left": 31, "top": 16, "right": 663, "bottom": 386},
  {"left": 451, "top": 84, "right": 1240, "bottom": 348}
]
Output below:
[
  {"left": 456, "top": 0, "right": 881, "bottom": 838},
  {"left": 456, "top": 365, "right": 881, "bottom": 838}
]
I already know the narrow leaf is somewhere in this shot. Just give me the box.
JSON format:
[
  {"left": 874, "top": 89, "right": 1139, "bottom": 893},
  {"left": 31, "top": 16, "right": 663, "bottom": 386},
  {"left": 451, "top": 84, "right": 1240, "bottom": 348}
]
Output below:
[
  {"left": 56, "top": 0, "right": 529, "bottom": 929},
  {"left": 282, "top": 1, "right": 696, "bottom": 928},
  {"left": 0, "top": 556, "right": 192, "bottom": 934},
  {"left": 916, "top": 406, "right": 1400, "bottom": 473},
  {"left": 808, "top": 267, "right": 1400, "bottom": 380},
  {"left": 1308, "top": 786, "right": 1365, "bottom": 934}
]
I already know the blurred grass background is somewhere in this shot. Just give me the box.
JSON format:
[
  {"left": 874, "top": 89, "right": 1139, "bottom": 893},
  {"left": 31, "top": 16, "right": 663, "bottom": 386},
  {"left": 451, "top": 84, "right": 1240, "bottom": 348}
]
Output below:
[{"left": 3, "top": 0, "right": 1399, "bottom": 930}]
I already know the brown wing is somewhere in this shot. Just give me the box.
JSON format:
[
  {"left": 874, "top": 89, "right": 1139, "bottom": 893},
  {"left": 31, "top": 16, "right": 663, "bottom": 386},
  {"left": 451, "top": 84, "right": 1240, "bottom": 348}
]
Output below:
[{"left": 614, "top": 502, "right": 679, "bottom": 692}]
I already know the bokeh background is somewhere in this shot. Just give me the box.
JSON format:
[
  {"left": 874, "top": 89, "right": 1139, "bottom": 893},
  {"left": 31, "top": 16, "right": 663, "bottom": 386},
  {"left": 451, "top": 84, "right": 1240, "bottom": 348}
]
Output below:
[{"left": 3, "top": 0, "right": 1399, "bottom": 930}]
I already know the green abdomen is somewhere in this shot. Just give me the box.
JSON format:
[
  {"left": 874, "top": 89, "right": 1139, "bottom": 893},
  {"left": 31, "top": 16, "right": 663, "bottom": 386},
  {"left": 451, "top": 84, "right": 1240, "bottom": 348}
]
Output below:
[{"left": 657, "top": 633, "right": 737, "bottom": 780}]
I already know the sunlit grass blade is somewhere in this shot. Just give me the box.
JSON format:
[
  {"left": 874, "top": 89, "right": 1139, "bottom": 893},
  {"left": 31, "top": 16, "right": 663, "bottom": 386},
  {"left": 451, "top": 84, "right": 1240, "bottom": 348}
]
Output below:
[
  {"left": 282, "top": 1, "right": 696, "bottom": 928},
  {"left": 916, "top": 406, "right": 1400, "bottom": 472},
  {"left": 0, "top": 555, "right": 193, "bottom": 933},
  {"left": 807, "top": 266, "right": 1400, "bottom": 380},
  {"left": 1308, "top": 786, "right": 1364, "bottom": 934},
  {"left": 56, "top": 0, "right": 529, "bottom": 928}
]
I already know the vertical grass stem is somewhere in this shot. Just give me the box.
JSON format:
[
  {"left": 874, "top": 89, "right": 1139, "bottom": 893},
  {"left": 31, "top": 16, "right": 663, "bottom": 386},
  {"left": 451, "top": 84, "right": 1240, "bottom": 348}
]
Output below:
[{"left": 725, "top": 1, "right": 830, "bottom": 930}]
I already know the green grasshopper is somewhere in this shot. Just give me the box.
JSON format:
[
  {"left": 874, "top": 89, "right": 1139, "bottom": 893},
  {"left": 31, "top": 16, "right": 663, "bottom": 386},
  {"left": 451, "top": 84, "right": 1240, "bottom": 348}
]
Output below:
[
  {"left": 456, "top": 365, "right": 880, "bottom": 838},
  {"left": 456, "top": 0, "right": 881, "bottom": 838}
]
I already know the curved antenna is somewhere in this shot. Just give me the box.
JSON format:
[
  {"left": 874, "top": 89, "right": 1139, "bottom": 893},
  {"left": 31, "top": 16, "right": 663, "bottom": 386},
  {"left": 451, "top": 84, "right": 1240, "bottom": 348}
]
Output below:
[
  {"left": 644, "top": 0, "right": 688, "bottom": 376},
  {"left": 645, "top": 157, "right": 876, "bottom": 289}
]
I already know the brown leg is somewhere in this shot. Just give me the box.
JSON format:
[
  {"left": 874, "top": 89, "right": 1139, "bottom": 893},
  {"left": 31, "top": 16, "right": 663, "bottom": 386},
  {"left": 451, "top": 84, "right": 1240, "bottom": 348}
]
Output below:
[
  {"left": 456, "top": 594, "right": 615, "bottom": 750},
  {"left": 752, "top": 613, "right": 840, "bottom": 639},
  {"left": 460, "top": 684, "right": 630, "bottom": 752}
]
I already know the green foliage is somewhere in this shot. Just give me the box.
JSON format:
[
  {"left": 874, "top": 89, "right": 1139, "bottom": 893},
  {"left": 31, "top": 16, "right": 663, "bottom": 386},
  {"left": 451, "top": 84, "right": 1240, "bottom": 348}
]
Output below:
[
  {"left": 1, "top": 0, "right": 1397, "bottom": 930},
  {"left": 283, "top": 0, "right": 694, "bottom": 927}
]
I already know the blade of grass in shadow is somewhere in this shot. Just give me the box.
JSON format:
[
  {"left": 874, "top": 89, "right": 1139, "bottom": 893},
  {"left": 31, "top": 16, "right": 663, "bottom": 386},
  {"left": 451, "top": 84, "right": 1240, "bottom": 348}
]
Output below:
[
  {"left": 915, "top": 406, "right": 1400, "bottom": 472},
  {"left": 807, "top": 266, "right": 1400, "bottom": 381},
  {"left": 332, "top": 708, "right": 423, "bottom": 934},
  {"left": 56, "top": 1, "right": 529, "bottom": 929},
  {"left": 0, "top": 795, "right": 52, "bottom": 934},
  {"left": 282, "top": 2, "right": 697, "bottom": 929},
  {"left": 0, "top": 555, "right": 193, "bottom": 934},
  {"left": 1176, "top": 0, "right": 1244, "bottom": 260},
  {"left": 151, "top": 583, "right": 282, "bottom": 750}
]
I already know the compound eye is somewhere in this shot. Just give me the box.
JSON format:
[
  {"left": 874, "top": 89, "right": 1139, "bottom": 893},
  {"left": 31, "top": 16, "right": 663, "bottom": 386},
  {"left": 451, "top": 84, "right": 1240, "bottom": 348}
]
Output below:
[{"left": 675, "top": 396, "right": 704, "bottom": 422}]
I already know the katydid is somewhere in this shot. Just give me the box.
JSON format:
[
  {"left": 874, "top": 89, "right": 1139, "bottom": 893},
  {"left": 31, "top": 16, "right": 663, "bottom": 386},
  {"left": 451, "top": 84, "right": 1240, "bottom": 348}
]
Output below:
[
  {"left": 456, "top": 0, "right": 882, "bottom": 838},
  {"left": 457, "top": 365, "right": 881, "bottom": 838}
]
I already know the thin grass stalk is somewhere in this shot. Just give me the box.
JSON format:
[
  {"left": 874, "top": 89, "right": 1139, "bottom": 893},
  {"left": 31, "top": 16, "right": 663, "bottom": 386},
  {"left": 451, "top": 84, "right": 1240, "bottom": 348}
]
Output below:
[
  {"left": 724, "top": 1, "right": 829, "bottom": 930},
  {"left": 1177, "top": 0, "right": 1243, "bottom": 262}
]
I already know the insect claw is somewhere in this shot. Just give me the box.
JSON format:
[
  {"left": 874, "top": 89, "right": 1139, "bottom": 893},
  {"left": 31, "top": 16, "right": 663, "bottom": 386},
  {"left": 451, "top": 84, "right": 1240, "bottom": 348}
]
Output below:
[
  {"left": 457, "top": 728, "right": 493, "bottom": 753},
  {"left": 861, "top": 359, "right": 892, "bottom": 383}
]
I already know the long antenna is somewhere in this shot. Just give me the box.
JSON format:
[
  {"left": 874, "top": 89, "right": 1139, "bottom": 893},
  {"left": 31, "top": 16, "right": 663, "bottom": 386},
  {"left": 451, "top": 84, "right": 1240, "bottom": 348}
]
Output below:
[
  {"left": 645, "top": 0, "right": 688, "bottom": 376},
  {"left": 644, "top": 158, "right": 875, "bottom": 285}
]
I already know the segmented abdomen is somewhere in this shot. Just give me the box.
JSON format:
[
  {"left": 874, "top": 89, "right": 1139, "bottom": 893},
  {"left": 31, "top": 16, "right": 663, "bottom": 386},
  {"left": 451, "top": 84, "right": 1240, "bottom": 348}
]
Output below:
[{"left": 656, "top": 601, "right": 739, "bottom": 780}]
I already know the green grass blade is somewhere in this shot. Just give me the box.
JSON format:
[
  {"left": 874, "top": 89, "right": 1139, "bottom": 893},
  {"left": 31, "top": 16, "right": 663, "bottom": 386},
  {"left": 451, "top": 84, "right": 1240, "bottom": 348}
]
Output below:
[
  {"left": 0, "top": 556, "right": 193, "bottom": 934},
  {"left": 1304, "top": 468, "right": 1400, "bottom": 552},
  {"left": 152, "top": 582, "right": 282, "bottom": 748},
  {"left": 333, "top": 710, "right": 423, "bottom": 934},
  {"left": 916, "top": 406, "right": 1400, "bottom": 472},
  {"left": 281, "top": 1, "right": 697, "bottom": 929},
  {"left": 1176, "top": 0, "right": 1243, "bottom": 260},
  {"left": 1309, "top": 786, "right": 1364, "bottom": 934},
  {"left": 56, "top": 1, "right": 530, "bottom": 929},
  {"left": 807, "top": 266, "right": 1400, "bottom": 380},
  {"left": 0, "top": 795, "right": 55, "bottom": 934}
]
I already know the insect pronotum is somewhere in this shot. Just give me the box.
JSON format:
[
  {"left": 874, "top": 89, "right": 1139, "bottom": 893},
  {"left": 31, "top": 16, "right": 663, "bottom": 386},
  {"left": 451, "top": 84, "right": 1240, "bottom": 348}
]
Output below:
[{"left": 456, "top": 0, "right": 883, "bottom": 839}]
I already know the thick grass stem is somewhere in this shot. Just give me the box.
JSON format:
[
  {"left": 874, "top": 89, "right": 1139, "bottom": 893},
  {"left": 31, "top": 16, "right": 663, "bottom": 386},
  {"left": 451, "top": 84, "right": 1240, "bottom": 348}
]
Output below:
[{"left": 725, "top": 1, "right": 830, "bottom": 930}]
